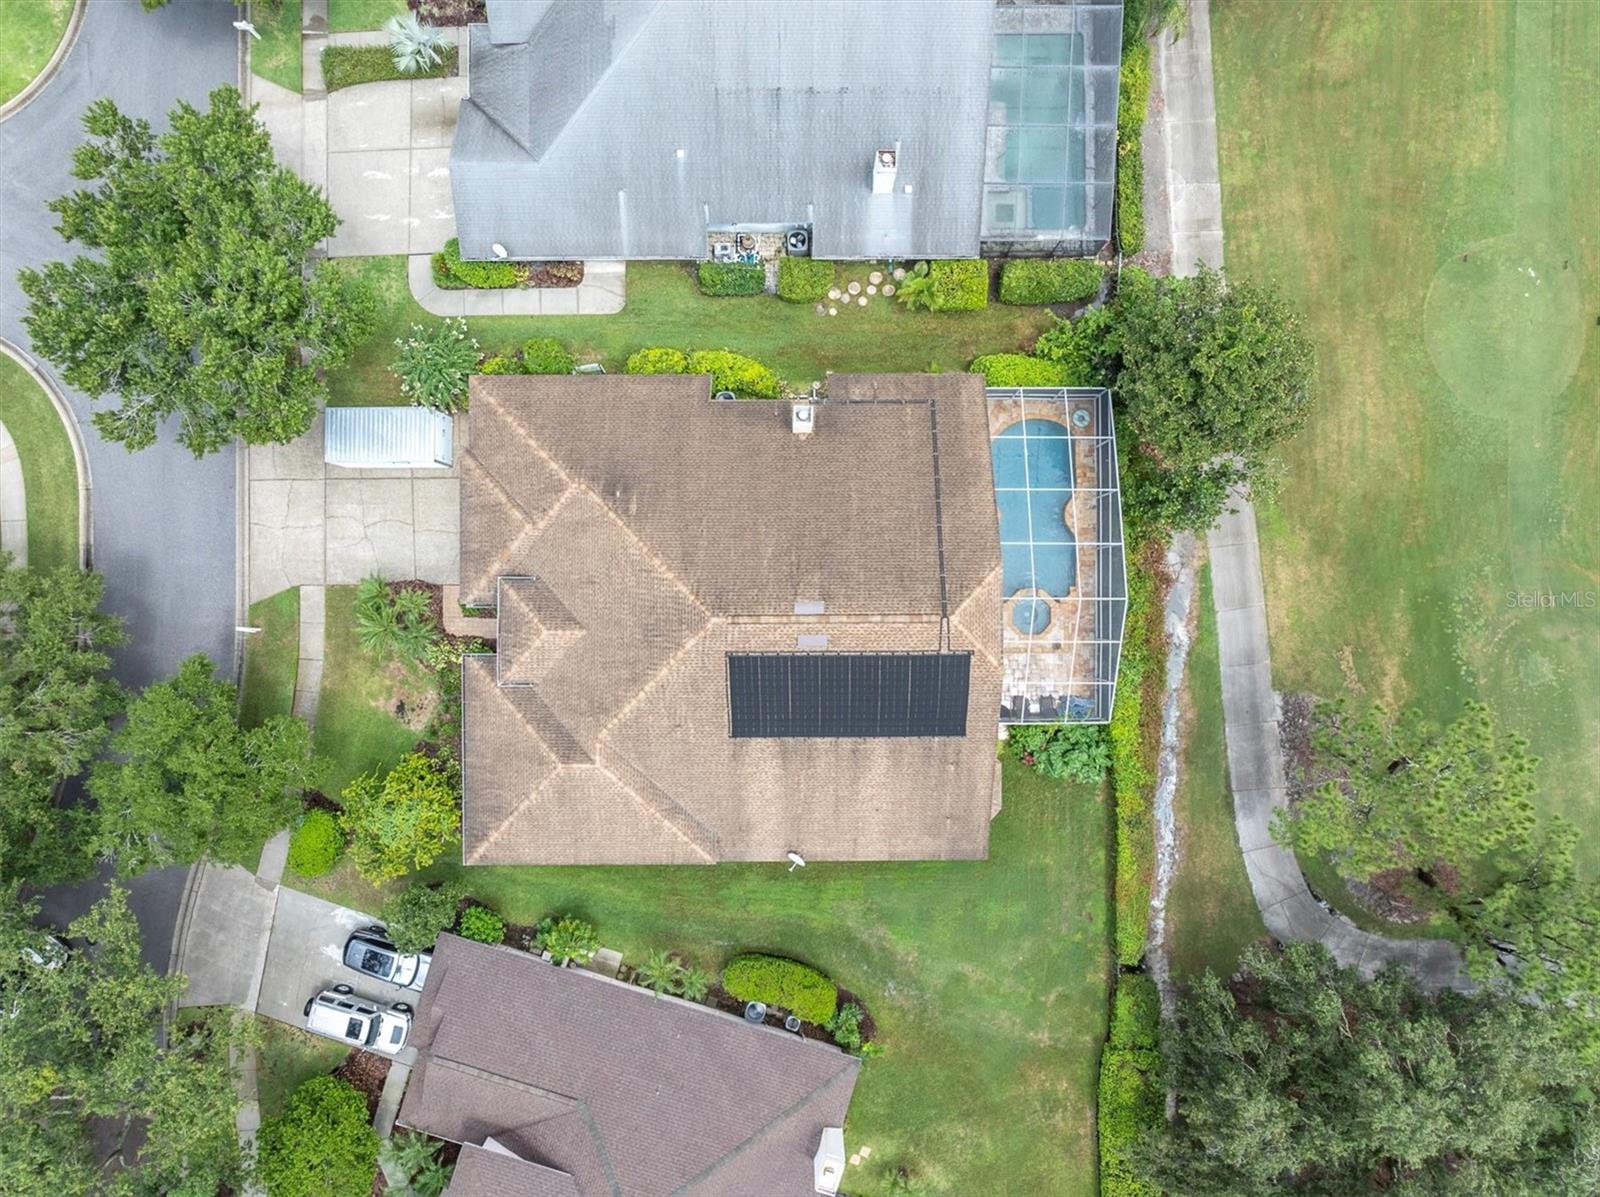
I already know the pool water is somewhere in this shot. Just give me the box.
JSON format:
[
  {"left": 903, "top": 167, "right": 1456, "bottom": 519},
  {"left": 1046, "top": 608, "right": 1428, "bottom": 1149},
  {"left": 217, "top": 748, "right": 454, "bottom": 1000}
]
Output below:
[
  {"left": 992, "top": 418, "right": 1078, "bottom": 602},
  {"left": 1011, "top": 597, "right": 1051, "bottom": 635}
]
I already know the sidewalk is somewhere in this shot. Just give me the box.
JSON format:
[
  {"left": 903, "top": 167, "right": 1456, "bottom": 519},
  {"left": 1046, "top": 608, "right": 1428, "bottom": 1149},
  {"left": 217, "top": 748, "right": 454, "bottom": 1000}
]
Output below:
[
  {"left": 1159, "top": 0, "right": 1467, "bottom": 989},
  {"left": 0, "top": 418, "right": 24, "bottom": 564}
]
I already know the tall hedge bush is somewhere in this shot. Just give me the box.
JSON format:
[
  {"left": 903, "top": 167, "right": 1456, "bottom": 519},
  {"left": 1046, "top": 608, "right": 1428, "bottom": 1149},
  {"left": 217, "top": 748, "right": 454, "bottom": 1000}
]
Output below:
[
  {"left": 696, "top": 261, "right": 764, "bottom": 297},
  {"left": 969, "top": 353, "right": 1070, "bottom": 388},
  {"left": 256, "top": 1076, "right": 380, "bottom": 1197},
  {"left": 929, "top": 259, "right": 989, "bottom": 310},
  {"left": 1097, "top": 978, "right": 1162, "bottom": 1197},
  {"left": 520, "top": 336, "right": 574, "bottom": 375},
  {"left": 286, "top": 810, "right": 343, "bottom": 878},
  {"left": 777, "top": 256, "right": 835, "bottom": 303},
  {"left": 1116, "top": 45, "right": 1152, "bottom": 256},
  {"left": 1111, "top": 543, "right": 1158, "bottom": 966},
  {"left": 721, "top": 954, "right": 838, "bottom": 1024},
  {"left": 999, "top": 258, "right": 1104, "bottom": 306},
  {"left": 624, "top": 347, "right": 689, "bottom": 375},
  {"left": 686, "top": 349, "right": 782, "bottom": 398}
]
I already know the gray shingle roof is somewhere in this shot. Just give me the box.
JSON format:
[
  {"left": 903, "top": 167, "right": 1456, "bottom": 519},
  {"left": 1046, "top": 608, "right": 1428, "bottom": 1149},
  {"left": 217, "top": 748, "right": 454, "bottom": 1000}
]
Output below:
[
  {"left": 400, "top": 936, "right": 860, "bottom": 1197},
  {"left": 452, "top": 0, "right": 996, "bottom": 260}
]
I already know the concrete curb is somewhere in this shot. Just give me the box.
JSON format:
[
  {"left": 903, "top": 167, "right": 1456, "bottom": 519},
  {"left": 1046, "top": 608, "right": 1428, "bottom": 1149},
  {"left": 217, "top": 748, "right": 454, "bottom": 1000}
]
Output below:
[
  {"left": 0, "top": 0, "right": 86, "bottom": 123},
  {"left": 0, "top": 338, "right": 93, "bottom": 570}
]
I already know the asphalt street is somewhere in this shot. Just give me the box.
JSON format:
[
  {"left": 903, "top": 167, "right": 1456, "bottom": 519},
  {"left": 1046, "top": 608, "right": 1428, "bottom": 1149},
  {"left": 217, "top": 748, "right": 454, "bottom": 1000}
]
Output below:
[{"left": 1, "top": 0, "right": 242, "bottom": 971}]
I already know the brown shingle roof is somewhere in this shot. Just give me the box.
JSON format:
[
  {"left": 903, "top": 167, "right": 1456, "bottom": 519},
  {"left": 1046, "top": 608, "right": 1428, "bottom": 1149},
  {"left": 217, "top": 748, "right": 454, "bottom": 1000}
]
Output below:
[
  {"left": 445, "top": 1143, "right": 581, "bottom": 1197},
  {"left": 400, "top": 936, "right": 859, "bottom": 1197},
  {"left": 460, "top": 373, "right": 1002, "bottom": 864}
]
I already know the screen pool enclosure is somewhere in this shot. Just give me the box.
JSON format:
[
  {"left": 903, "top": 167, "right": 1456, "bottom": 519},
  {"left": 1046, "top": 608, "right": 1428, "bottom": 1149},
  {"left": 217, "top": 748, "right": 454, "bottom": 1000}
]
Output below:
[{"left": 987, "top": 387, "right": 1126, "bottom": 724}]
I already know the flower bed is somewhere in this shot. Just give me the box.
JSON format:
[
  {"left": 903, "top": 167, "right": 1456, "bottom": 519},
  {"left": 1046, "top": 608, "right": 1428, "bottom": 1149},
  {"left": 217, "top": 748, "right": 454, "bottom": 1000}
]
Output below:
[
  {"left": 321, "top": 44, "right": 458, "bottom": 92},
  {"left": 431, "top": 238, "right": 584, "bottom": 291}
]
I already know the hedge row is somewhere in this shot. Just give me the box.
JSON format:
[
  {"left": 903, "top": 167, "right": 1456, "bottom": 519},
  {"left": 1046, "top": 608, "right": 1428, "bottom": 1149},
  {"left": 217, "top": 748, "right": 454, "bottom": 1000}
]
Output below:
[
  {"left": 1097, "top": 976, "right": 1162, "bottom": 1197},
  {"left": 998, "top": 258, "right": 1104, "bottom": 306},
  {"left": 433, "top": 237, "right": 520, "bottom": 290},
  {"left": 927, "top": 259, "right": 988, "bottom": 311},
  {"left": 721, "top": 954, "right": 838, "bottom": 1024},
  {"left": 697, "top": 261, "right": 765, "bottom": 297},
  {"left": 968, "top": 353, "right": 1070, "bottom": 388},
  {"left": 476, "top": 337, "right": 575, "bottom": 376},
  {"left": 321, "top": 44, "right": 458, "bottom": 92},
  {"left": 1110, "top": 538, "right": 1159, "bottom": 966},
  {"left": 777, "top": 256, "right": 836, "bottom": 303},
  {"left": 623, "top": 346, "right": 781, "bottom": 398},
  {"left": 1116, "top": 43, "right": 1152, "bottom": 256}
]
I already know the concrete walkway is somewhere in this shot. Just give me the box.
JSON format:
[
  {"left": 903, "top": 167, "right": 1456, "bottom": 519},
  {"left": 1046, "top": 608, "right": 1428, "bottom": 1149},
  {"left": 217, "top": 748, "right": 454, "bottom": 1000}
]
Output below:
[
  {"left": 292, "top": 584, "right": 326, "bottom": 724},
  {"left": 1160, "top": 0, "right": 1468, "bottom": 989},
  {"left": 0, "top": 418, "right": 24, "bottom": 564}
]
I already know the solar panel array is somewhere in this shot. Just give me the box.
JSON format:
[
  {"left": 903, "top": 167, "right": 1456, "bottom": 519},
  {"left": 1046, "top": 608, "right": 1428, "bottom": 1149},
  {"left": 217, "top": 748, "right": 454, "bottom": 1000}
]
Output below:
[{"left": 727, "top": 652, "right": 972, "bottom": 739}]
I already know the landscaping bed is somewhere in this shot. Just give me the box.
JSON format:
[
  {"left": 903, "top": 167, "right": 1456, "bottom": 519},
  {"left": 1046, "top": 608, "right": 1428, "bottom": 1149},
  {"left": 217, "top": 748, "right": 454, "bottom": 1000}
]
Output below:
[
  {"left": 334, "top": 1049, "right": 392, "bottom": 1118},
  {"left": 322, "top": 44, "right": 458, "bottom": 92},
  {"left": 431, "top": 238, "right": 582, "bottom": 291}
]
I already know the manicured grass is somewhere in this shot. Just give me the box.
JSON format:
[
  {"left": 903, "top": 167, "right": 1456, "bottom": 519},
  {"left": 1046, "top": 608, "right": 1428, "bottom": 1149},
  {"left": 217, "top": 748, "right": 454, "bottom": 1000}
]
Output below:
[
  {"left": 326, "top": 258, "right": 1054, "bottom": 407},
  {"left": 1213, "top": 0, "right": 1600, "bottom": 870},
  {"left": 311, "top": 585, "right": 432, "bottom": 798},
  {"left": 0, "top": 351, "right": 78, "bottom": 572},
  {"left": 250, "top": 0, "right": 302, "bottom": 94},
  {"left": 322, "top": 43, "right": 457, "bottom": 91},
  {"left": 0, "top": 0, "right": 72, "bottom": 107},
  {"left": 303, "top": 760, "right": 1112, "bottom": 1196},
  {"left": 1167, "top": 563, "right": 1267, "bottom": 979},
  {"left": 327, "top": 0, "right": 407, "bottom": 33},
  {"left": 255, "top": 1016, "right": 348, "bottom": 1119},
  {"left": 240, "top": 588, "right": 300, "bottom": 730}
]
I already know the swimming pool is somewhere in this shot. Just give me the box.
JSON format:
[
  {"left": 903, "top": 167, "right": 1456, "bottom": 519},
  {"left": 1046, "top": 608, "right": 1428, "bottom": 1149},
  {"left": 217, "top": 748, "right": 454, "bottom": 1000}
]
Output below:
[{"left": 992, "top": 418, "right": 1078, "bottom": 604}]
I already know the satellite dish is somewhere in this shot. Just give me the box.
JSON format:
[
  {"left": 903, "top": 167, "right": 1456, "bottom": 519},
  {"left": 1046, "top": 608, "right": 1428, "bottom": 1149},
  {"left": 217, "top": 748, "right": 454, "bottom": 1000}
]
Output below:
[
  {"left": 491, "top": 242, "right": 509, "bottom": 259},
  {"left": 786, "top": 852, "right": 806, "bottom": 872}
]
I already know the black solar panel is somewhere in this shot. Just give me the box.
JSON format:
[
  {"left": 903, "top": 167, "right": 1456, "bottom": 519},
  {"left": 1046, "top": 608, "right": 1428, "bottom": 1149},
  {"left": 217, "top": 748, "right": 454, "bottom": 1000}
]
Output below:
[{"left": 727, "top": 652, "right": 971, "bottom": 738}]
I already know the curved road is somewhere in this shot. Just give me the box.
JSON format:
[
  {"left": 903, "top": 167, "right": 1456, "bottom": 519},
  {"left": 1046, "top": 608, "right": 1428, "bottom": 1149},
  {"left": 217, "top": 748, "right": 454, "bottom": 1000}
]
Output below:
[{"left": 0, "top": 0, "right": 241, "bottom": 970}]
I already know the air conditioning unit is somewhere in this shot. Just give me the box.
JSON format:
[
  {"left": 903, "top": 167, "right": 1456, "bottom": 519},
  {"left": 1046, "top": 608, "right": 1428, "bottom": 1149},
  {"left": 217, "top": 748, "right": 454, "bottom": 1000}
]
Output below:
[
  {"left": 786, "top": 226, "right": 811, "bottom": 256},
  {"left": 712, "top": 241, "right": 736, "bottom": 262}
]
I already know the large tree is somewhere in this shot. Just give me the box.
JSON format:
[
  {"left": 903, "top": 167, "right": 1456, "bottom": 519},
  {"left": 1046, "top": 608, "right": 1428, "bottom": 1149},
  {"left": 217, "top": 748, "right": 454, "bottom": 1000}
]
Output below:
[
  {"left": 1147, "top": 943, "right": 1599, "bottom": 1196},
  {"left": 0, "top": 554, "right": 123, "bottom": 884},
  {"left": 0, "top": 887, "right": 249, "bottom": 1197},
  {"left": 19, "top": 87, "right": 375, "bottom": 457},
  {"left": 90, "top": 653, "right": 326, "bottom": 874},
  {"left": 1111, "top": 266, "right": 1316, "bottom": 531}
]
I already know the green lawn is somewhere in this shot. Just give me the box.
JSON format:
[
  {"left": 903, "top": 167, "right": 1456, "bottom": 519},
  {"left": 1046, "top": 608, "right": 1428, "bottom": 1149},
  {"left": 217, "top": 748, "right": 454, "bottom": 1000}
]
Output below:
[
  {"left": 0, "top": 0, "right": 72, "bottom": 107},
  {"left": 1167, "top": 564, "right": 1267, "bottom": 979},
  {"left": 311, "top": 585, "right": 432, "bottom": 798},
  {"left": 1213, "top": 0, "right": 1600, "bottom": 870},
  {"left": 250, "top": 0, "right": 301, "bottom": 94},
  {"left": 327, "top": 0, "right": 407, "bottom": 33},
  {"left": 255, "top": 1016, "right": 348, "bottom": 1119},
  {"left": 0, "top": 351, "right": 78, "bottom": 572},
  {"left": 327, "top": 258, "right": 1055, "bottom": 406},
  {"left": 240, "top": 588, "right": 300, "bottom": 730}
]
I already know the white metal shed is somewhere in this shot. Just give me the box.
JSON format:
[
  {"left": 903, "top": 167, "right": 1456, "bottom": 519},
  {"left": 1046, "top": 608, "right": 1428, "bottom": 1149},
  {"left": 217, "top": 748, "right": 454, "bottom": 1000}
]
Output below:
[{"left": 324, "top": 407, "right": 454, "bottom": 469}]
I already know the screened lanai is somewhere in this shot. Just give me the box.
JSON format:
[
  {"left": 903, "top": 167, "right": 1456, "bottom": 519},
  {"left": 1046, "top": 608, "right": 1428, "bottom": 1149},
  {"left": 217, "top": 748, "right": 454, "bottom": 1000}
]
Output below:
[{"left": 987, "top": 387, "right": 1127, "bottom": 724}]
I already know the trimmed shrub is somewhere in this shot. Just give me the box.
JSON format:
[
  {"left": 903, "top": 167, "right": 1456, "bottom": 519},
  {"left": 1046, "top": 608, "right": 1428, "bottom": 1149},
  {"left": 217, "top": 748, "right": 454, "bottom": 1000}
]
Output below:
[
  {"left": 286, "top": 810, "right": 343, "bottom": 878},
  {"left": 520, "top": 337, "right": 574, "bottom": 375},
  {"left": 457, "top": 904, "right": 505, "bottom": 945},
  {"left": 686, "top": 349, "right": 782, "bottom": 399},
  {"left": 322, "top": 44, "right": 457, "bottom": 92},
  {"left": 1097, "top": 975, "right": 1161, "bottom": 1197},
  {"left": 475, "top": 354, "right": 522, "bottom": 376},
  {"left": 1006, "top": 723, "right": 1111, "bottom": 784},
  {"left": 256, "top": 1075, "right": 380, "bottom": 1197},
  {"left": 539, "top": 916, "right": 599, "bottom": 965},
  {"left": 384, "top": 880, "right": 466, "bottom": 953},
  {"left": 1109, "top": 975, "right": 1160, "bottom": 1050},
  {"left": 696, "top": 261, "right": 764, "bottom": 297},
  {"left": 1117, "top": 44, "right": 1152, "bottom": 256},
  {"left": 721, "top": 954, "right": 837, "bottom": 1024},
  {"left": 998, "top": 258, "right": 1104, "bottom": 306},
  {"left": 930, "top": 259, "right": 989, "bottom": 311},
  {"left": 434, "top": 238, "right": 520, "bottom": 290},
  {"left": 392, "top": 318, "right": 477, "bottom": 412},
  {"left": 1111, "top": 547, "right": 1158, "bottom": 965},
  {"left": 624, "top": 347, "right": 689, "bottom": 375},
  {"left": 777, "top": 256, "right": 835, "bottom": 303},
  {"left": 969, "top": 353, "right": 1069, "bottom": 388}
]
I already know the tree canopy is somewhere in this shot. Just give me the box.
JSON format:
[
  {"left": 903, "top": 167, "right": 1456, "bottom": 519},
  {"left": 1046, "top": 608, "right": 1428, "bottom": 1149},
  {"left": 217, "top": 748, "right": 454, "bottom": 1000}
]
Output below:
[
  {"left": 255, "top": 1075, "right": 379, "bottom": 1197},
  {"left": 1111, "top": 266, "right": 1315, "bottom": 532},
  {"left": 0, "top": 555, "right": 123, "bottom": 884},
  {"left": 339, "top": 752, "right": 460, "bottom": 884},
  {"left": 0, "top": 887, "right": 249, "bottom": 1197},
  {"left": 1147, "top": 942, "right": 1599, "bottom": 1196},
  {"left": 90, "top": 653, "right": 326, "bottom": 874},
  {"left": 19, "top": 87, "right": 375, "bottom": 457}
]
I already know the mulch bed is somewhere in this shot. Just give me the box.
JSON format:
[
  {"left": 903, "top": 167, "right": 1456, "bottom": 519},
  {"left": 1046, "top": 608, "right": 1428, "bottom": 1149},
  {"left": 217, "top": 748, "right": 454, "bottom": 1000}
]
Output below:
[
  {"left": 301, "top": 789, "right": 343, "bottom": 815},
  {"left": 335, "top": 1050, "right": 392, "bottom": 1119}
]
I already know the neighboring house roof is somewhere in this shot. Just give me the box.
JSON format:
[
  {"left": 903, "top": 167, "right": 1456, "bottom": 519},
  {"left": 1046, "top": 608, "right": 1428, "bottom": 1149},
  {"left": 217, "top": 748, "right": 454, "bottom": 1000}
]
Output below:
[
  {"left": 458, "top": 373, "right": 1004, "bottom": 865},
  {"left": 400, "top": 935, "right": 860, "bottom": 1197},
  {"left": 451, "top": 0, "right": 995, "bottom": 260}
]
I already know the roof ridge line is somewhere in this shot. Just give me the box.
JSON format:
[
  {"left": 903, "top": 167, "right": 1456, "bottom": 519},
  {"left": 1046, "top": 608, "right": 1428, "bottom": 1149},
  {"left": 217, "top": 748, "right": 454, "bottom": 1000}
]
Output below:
[
  {"left": 595, "top": 754, "right": 718, "bottom": 864},
  {"left": 951, "top": 561, "right": 1005, "bottom": 671},
  {"left": 464, "top": 708, "right": 563, "bottom": 864}
]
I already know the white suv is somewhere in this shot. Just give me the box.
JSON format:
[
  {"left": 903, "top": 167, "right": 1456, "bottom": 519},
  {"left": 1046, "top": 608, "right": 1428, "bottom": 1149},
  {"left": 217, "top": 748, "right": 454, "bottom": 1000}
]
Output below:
[{"left": 302, "top": 985, "right": 412, "bottom": 1055}]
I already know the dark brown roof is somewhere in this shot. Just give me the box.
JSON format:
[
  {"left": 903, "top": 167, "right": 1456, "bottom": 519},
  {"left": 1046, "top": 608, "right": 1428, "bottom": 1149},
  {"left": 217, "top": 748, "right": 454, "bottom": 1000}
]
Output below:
[
  {"left": 459, "top": 373, "right": 1003, "bottom": 864},
  {"left": 446, "top": 1144, "right": 580, "bottom": 1197},
  {"left": 400, "top": 936, "right": 859, "bottom": 1197}
]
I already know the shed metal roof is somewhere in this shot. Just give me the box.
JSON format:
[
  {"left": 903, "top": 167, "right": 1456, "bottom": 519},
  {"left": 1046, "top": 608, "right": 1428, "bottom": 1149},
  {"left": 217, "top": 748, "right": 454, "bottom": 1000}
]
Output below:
[{"left": 323, "top": 407, "right": 455, "bottom": 470}]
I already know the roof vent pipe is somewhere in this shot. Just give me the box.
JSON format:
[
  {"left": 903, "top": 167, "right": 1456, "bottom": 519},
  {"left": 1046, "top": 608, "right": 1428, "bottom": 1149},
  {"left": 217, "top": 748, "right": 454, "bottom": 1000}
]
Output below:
[
  {"left": 791, "top": 400, "right": 814, "bottom": 438},
  {"left": 872, "top": 145, "right": 898, "bottom": 194}
]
